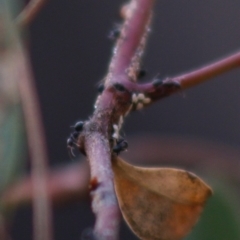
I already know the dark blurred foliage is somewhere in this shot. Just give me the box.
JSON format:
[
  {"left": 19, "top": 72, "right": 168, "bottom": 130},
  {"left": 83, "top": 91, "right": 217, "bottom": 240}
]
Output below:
[{"left": 10, "top": 0, "right": 240, "bottom": 239}]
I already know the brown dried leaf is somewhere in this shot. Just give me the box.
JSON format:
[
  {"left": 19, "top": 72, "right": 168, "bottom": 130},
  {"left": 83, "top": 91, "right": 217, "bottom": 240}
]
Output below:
[{"left": 112, "top": 157, "right": 212, "bottom": 240}]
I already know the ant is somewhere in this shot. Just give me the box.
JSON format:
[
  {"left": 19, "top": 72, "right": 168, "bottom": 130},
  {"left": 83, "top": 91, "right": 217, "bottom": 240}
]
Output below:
[
  {"left": 67, "top": 121, "right": 84, "bottom": 158},
  {"left": 137, "top": 69, "right": 147, "bottom": 79},
  {"left": 108, "top": 23, "right": 121, "bottom": 41},
  {"left": 113, "top": 138, "right": 128, "bottom": 155},
  {"left": 97, "top": 83, "right": 105, "bottom": 94}
]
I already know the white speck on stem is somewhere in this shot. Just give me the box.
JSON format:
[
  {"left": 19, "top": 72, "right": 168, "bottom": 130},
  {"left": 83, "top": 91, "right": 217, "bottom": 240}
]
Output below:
[
  {"left": 113, "top": 47, "right": 118, "bottom": 55},
  {"left": 112, "top": 124, "right": 119, "bottom": 139},
  {"left": 132, "top": 93, "right": 138, "bottom": 103},
  {"left": 136, "top": 102, "right": 144, "bottom": 110},
  {"left": 94, "top": 95, "right": 101, "bottom": 109},
  {"left": 113, "top": 124, "right": 118, "bottom": 131},
  {"left": 137, "top": 93, "right": 145, "bottom": 100},
  {"left": 112, "top": 133, "right": 119, "bottom": 139},
  {"left": 143, "top": 97, "right": 151, "bottom": 104},
  {"left": 118, "top": 115, "right": 124, "bottom": 130}
]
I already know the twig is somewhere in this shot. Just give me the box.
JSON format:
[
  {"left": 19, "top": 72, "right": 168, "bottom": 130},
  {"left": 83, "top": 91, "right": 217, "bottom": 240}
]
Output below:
[
  {"left": 1, "top": 161, "right": 89, "bottom": 209},
  {"left": 108, "top": 0, "right": 154, "bottom": 81},
  {"left": 77, "top": 0, "right": 155, "bottom": 239},
  {"left": 174, "top": 51, "right": 240, "bottom": 88},
  {"left": 1, "top": 1, "right": 52, "bottom": 239},
  {"left": 133, "top": 51, "right": 240, "bottom": 103},
  {"left": 15, "top": 0, "right": 47, "bottom": 27},
  {"left": 85, "top": 132, "right": 121, "bottom": 240},
  {"left": 17, "top": 49, "right": 53, "bottom": 240},
  {"left": 0, "top": 214, "right": 11, "bottom": 240}
]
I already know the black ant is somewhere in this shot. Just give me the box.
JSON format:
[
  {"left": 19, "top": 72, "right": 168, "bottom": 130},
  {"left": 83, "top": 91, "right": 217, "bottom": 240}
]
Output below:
[
  {"left": 67, "top": 121, "right": 84, "bottom": 158},
  {"left": 108, "top": 24, "right": 121, "bottom": 40},
  {"left": 73, "top": 121, "right": 84, "bottom": 132},
  {"left": 152, "top": 78, "right": 163, "bottom": 87},
  {"left": 97, "top": 83, "right": 105, "bottom": 94},
  {"left": 137, "top": 69, "right": 147, "bottom": 79},
  {"left": 113, "top": 138, "right": 128, "bottom": 155},
  {"left": 113, "top": 83, "right": 126, "bottom": 92}
]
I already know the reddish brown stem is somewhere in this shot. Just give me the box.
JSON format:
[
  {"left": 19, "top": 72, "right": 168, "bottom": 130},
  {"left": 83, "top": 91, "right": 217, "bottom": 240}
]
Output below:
[
  {"left": 1, "top": 161, "right": 89, "bottom": 209},
  {"left": 135, "top": 51, "right": 240, "bottom": 103},
  {"left": 85, "top": 133, "right": 121, "bottom": 240},
  {"left": 16, "top": 0, "right": 47, "bottom": 27},
  {"left": 109, "top": 0, "right": 154, "bottom": 79},
  {"left": 174, "top": 51, "right": 240, "bottom": 89},
  {"left": 17, "top": 49, "right": 53, "bottom": 240},
  {"left": 81, "top": 0, "right": 155, "bottom": 239},
  {"left": 0, "top": 215, "right": 11, "bottom": 240}
]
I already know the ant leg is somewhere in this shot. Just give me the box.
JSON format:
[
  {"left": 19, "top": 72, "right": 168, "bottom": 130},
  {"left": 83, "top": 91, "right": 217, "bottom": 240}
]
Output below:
[
  {"left": 67, "top": 138, "right": 76, "bottom": 158},
  {"left": 67, "top": 146, "right": 76, "bottom": 158}
]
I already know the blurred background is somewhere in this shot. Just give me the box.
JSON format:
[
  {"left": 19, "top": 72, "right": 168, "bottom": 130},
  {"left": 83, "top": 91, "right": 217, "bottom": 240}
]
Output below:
[{"left": 1, "top": 0, "right": 240, "bottom": 239}]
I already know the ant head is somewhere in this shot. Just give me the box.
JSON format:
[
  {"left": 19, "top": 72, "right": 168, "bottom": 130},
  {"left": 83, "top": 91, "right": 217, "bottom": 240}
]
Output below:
[
  {"left": 74, "top": 121, "right": 84, "bottom": 132},
  {"left": 97, "top": 83, "right": 105, "bottom": 94}
]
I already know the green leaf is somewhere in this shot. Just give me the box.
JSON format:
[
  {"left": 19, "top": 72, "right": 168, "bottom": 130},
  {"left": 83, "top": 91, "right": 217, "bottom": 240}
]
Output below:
[
  {"left": 186, "top": 179, "right": 240, "bottom": 240},
  {"left": 0, "top": 105, "right": 26, "bottom": 193},
  {"left": 0, "top": 0, "right": 27, "bottom": 195}
]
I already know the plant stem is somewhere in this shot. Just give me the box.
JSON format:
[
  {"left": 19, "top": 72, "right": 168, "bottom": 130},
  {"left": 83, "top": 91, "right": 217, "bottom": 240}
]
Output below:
[
  {"left": 17, "top": 49, "right": 53, "bottom": 240},
  {"left": 16, "top": 0, "right": 47, "bottom": 27},
  {"left": 81, "top": 0, "right": 156, "bottom": 239},
  {"left": 175, "top": 51, "right": 240, "bottom": 89}
]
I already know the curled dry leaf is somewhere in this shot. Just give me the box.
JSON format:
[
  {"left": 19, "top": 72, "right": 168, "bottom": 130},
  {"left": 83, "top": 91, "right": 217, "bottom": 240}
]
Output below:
[{"left": 112, "top": 157, "right": 212, "bottom": 240}]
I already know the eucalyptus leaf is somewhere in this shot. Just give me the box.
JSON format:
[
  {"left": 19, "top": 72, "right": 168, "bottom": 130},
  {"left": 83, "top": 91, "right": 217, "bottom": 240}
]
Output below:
[
  {"left": 0, "top": 105, "right": 26, "bottom": 193},
  {"left": 186, "top": 180, "right": 240, "bottom": 240},
  {"left": 0, "top": 0, "right": 26, "bottom": 196}
]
